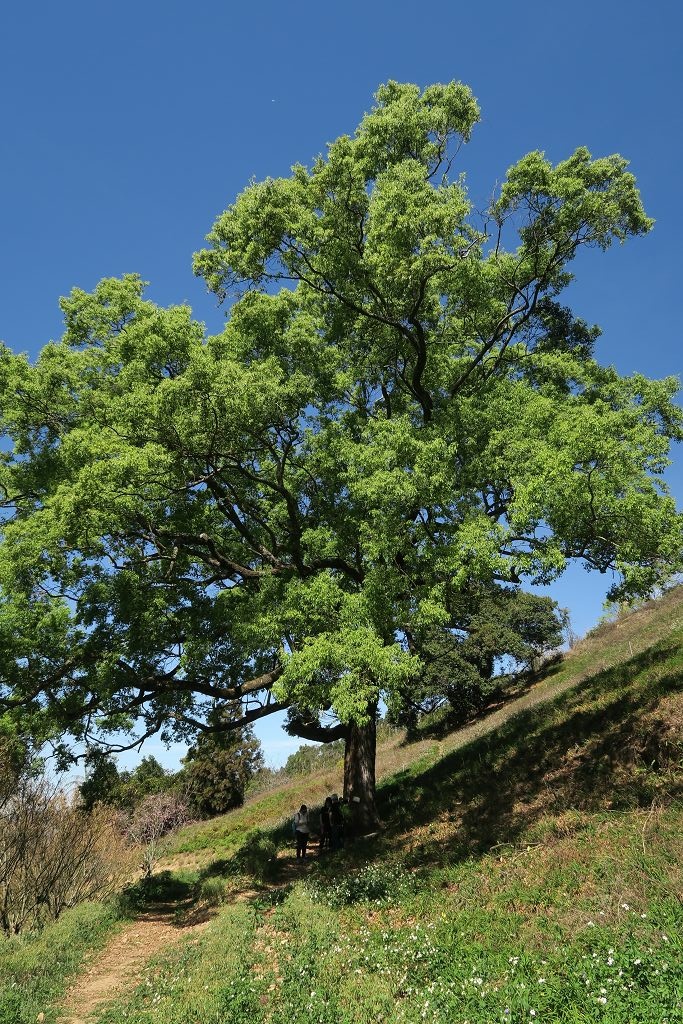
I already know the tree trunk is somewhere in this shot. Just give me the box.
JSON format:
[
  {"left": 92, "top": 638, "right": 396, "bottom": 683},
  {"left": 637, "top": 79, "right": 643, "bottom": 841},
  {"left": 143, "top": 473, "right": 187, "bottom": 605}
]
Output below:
[{"left": 343, "top": 707, "right": 379, "bottom": 833}]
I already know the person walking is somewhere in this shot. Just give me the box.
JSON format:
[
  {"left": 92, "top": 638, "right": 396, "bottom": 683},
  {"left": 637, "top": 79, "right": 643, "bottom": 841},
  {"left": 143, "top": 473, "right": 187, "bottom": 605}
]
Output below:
[{"left": 293, "top": 804, "right": 310, "bottom": 859}]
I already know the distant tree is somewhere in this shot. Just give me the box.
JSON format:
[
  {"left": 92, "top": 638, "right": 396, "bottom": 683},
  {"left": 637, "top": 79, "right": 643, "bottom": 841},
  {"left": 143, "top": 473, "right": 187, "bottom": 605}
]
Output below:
[
  {"left": 79, "top": 749, "right": 122, "bottom": 811},
  {"left": 117, "top": 755, "right": 173, "bottom": 809},
  {"left": 282, "top": 739, "right": 345, "bottom": 778},
  {"left": 392, "top": 588, "right": 567, "bottom": 728},
  {"left": 182, "top": 722, "right": 263, "bottom": 818},
  {"left": 1, "top": 81, "right": 681, "bottom": 833},
  {"left": 597, "top": 576, "right": 681, "bottom": 628},
  {"left": 125, "top": 791, "right": 191, "bottom": 878},
  {"left": 245, "top": 765, "right": 279, "bottom": 796},
  {"left": 79, "top": 752, "right": 174, "bottom": 812}
]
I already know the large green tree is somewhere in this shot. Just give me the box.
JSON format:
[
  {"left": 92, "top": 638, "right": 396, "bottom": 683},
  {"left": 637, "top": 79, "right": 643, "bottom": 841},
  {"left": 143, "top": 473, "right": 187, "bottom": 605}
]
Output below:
[{"left": 0, "top": 82, "right": 681, "bottom": 829}]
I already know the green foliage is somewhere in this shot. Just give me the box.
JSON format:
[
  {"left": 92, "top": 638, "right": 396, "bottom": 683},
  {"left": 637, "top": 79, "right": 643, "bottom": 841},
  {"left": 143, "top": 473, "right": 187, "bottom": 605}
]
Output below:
[
  {"left": 80, "top": 738, "right": 264, "bottom": 822},
  {"left": 121, "top": 755, "right": 171, "bottom": 803},
  {"left": 78, "top": 749, "right": 122, "bottom": 811},
  {"left": 394, "top": 587, "right": 568, "bottom": 727},
  {"left": 595, "top": 582, "right": 680, "bottom": 630},
  {"left": 0, "top": 722, "right": 31, "bottom": 801},
  {"left": 79, "top": 753, "right": 176, "bottom": 812},
  {"left": 306, "top": 861, "right": 417, "bottom": 908},
  {"left": 182, "top": 721, "right": 264, "bottom": 818},
  {"left": 0, "top": 80, "right": 680, "bottom": 820},
  {"left": 197, "top": 876, "right": 229, "bottom": 907},
  {"left": 282, "top": 739, "right": 344, "bottom": 777}
]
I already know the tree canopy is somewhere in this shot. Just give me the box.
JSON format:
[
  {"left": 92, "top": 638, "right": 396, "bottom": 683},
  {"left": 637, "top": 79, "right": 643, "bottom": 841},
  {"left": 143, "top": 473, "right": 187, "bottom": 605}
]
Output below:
[{"left": 0, "top": 81, "right": 680, "bottom": 825}]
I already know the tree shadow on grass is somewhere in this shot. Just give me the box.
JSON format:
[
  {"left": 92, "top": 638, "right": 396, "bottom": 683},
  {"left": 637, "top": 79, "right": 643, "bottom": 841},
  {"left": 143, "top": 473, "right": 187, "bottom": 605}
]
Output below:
[
  {"left": 199, "top": 817, "right": 295, "bottom": 891},
  {"left": 376, "top": 640, "right": 682, "bottom": 865}
]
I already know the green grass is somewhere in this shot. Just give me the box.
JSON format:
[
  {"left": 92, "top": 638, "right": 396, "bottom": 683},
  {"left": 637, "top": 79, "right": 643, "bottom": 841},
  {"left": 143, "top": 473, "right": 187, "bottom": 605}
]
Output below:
[
  {"left": 77, "top": 846, "right": 682, "bottom": 1023},
  {"left": 268, "top": 879, "right": 681, "bottom": 1023},
  {"left": 96, "top": 903, "right": 263, "bottom": 1024},
  {"left": 106, "top": 589, "right": 682, "bottom": 1022},
  {"left": 0, "top": 900, "right": 122, "bottom": 1024},
  {"left": 166, "top": 587, "right": 683, "bottom": 871},
  {"left": 88, "top": 592, "right": 682, "bottom": 1021},
  {"left": 10, "top": 588, "right": 683, "bottom": 1023}
]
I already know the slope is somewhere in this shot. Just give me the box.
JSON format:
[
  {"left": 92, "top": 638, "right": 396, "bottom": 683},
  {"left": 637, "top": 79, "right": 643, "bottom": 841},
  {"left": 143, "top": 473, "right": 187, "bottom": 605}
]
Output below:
[
  {"left": 88, "top": 589, "right": 679, "bottom": 1019},
  {"left": 33, "top": 587, "right": 683, "bottom": 1022}
]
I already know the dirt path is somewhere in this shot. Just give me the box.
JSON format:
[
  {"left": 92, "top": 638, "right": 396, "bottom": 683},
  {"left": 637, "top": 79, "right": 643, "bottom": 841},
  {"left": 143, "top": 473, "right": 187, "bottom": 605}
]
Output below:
[{"left": 58, "top": 906, "right": 209, "bottom": 1024}]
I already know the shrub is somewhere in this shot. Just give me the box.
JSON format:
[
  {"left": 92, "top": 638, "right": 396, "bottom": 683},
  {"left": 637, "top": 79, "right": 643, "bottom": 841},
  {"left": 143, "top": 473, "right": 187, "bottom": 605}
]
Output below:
[
  {"left": 197, "top": 876, "right": 228, "bottom": 906},
  {"left": 234, "top": 833, "right": 279, "bottom": 883},
  {"left": 306, "top": 862, "right": 416, "bottom": 908},
  {"left": 0, "top": 776, "right": 133, "bottom": 935}
]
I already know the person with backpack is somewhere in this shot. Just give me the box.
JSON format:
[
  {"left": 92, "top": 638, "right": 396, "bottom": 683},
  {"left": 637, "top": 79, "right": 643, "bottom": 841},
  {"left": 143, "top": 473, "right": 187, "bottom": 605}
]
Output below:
[{"left": 293, "top": 804, "right": 310, "bottom": 859}]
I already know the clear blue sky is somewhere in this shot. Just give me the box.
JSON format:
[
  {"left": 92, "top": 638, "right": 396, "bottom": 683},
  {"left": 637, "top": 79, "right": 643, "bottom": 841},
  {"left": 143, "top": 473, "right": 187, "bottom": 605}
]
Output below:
[{"left": 2, "top": 1, "right": 680, "bottom": 771}]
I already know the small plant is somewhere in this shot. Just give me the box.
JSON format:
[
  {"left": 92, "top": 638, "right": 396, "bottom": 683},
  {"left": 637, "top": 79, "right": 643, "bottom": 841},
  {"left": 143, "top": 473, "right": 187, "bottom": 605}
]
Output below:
[
  {"left": 306, "top": 861, "right": 417, "bottom": 908},
  {"left": 117, "top": 870, "right": 196, "bottom": 914},
  {"left": 197, "top": 876, "right": 228, "bottom": 906},
  {"left": 234, "top": 833, "right": 280, "bottom": 883}
]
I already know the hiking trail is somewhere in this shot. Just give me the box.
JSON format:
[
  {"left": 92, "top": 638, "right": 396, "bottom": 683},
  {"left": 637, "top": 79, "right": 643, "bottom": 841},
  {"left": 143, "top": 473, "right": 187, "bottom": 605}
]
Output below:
[{"left": 57, "top": 905, "right": 209, "bottom": 1024}]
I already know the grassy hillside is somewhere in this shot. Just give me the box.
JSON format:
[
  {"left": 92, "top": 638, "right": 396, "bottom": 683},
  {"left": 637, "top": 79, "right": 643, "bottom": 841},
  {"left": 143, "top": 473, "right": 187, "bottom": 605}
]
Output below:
[
  {"left": 5, "top": 588, "right": 683, "bottom": 1023},
  {"left": 168, "top": 586, "right": 683, "bottom": 870},
  {"left": 0, "top": 902, "right": 121, "bottom": 1024}
]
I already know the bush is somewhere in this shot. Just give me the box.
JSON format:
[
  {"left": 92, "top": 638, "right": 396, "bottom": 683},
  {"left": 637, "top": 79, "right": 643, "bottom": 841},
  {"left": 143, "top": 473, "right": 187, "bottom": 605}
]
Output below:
[
  {"left": 306, "top": 862, "right": 416, "bottom": 908},
  {"left": 117, "top": 871, "right": 195, "bottom": 914},
  {"left": 0, "top": 776, "right": 133, "bottom": 935},
  {"left": 197, "top": 877, "right": 228, "bottom": 906},
  {"left": 234, "top": 833, "right": 279, "bottom": 883}
]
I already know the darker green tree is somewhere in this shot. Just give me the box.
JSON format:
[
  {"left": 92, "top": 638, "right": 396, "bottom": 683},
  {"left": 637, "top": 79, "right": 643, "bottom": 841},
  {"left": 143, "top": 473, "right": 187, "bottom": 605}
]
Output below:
[
  {"left": 117, "top": 755, "right": 173, "bottom": 810},
  {"left": 78, "top": 750, "right": 122, "bottom": 812},
  {"left": 393, "top": 588, "right": 567, "bottom": 728},
  {"left": 79, "top": 753, "right": 174, "bottom": 811},
  {"left": 182, "top": 723, "right": 263, "bottom": 818}
]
